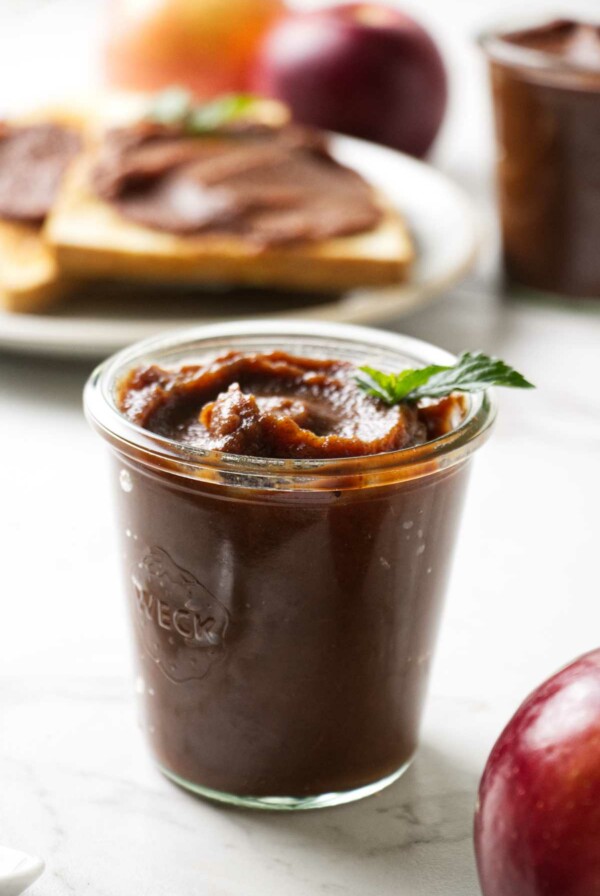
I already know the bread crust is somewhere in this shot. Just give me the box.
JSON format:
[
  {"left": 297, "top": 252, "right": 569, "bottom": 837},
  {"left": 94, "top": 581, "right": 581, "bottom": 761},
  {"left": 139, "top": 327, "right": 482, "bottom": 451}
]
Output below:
[{"left": 0, "top": 219, "right": 70, "bottom": 313}]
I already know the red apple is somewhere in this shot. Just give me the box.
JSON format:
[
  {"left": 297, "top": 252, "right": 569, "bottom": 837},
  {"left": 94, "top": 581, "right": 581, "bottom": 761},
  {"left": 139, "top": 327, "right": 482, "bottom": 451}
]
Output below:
[
  {"left": 251, "top": 3, "right": 447, "bottom": 157},
  {"left": 475, "top": 649, "right": 600, "bottom": 896},
  {"left": 104, "top": 0, "right": 287, "bottom": 99}
]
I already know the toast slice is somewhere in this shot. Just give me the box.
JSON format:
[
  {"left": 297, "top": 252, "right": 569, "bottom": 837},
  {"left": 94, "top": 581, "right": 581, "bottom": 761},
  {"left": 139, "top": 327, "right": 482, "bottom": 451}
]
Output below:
[
  {"left": 0, "top": 94, "right": 302, "bottom": 310},
  {"left": 47, "top": 153, "right": 413, "bottom": 292},
  {"left": 0, "top": 107, "right": 85, "bottom": 313},
  {"left": 0, "top": 218, "right": 68, "bottom": 313}
]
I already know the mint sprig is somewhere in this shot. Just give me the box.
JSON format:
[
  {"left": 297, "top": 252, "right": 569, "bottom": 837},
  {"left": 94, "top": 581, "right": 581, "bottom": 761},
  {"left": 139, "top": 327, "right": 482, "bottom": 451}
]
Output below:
[
  {"left": 356, "top": 351, "right": 534, "bottom": 405},
  {"left": 146, "top": 88, "right": 259, "bottom": 134},
  {"left": 147, "top": 87, "right": 192, "bottom": 126}
]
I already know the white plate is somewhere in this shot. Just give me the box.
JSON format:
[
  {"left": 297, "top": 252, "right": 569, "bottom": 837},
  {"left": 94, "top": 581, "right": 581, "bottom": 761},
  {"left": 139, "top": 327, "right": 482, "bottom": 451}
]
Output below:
[
  {"left": 0, "top": 136, "right": 478, "bottom": 360},
  {"left": 0, "top": 845, "right": 44, "bottom": 896}
]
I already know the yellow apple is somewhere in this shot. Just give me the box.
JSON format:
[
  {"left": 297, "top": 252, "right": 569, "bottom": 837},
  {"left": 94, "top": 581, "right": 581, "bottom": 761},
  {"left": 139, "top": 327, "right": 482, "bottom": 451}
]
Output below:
[{"left": 105, "top": 0, "right": 287, "bottom": 98}]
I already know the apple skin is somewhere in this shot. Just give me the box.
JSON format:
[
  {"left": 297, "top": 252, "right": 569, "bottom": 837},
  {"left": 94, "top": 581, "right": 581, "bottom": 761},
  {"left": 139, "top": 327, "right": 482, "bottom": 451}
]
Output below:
[
  {"left": 251, "top": 3, "right": 447, "bottom": 158},
  {"left": 475, "top": 649, "right": 600, "bottom": 896},
  {"left": 104, "top": 0, "right": 287, "bottom": 98}
]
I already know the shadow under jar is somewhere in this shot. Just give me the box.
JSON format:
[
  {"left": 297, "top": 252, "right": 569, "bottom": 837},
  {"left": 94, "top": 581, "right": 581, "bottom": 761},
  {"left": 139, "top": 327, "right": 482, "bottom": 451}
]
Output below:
[
  {"left": 84, "top": 321, "right": 494, "bottom": 810},
  {"left": 481, "top": 19, "right": 600, "bottom": 299}
]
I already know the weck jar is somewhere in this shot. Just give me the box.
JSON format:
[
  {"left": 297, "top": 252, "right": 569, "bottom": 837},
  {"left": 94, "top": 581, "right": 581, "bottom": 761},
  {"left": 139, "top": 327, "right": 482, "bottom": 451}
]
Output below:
[{"left": 84, "top": 320, "right": 495, "bottom": 809}]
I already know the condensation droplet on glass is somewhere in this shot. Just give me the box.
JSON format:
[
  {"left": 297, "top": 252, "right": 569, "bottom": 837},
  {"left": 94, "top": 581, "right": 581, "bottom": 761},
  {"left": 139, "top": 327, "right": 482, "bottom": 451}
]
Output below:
[
  {"left": 402, "top": 521, "right": 413, "bottom": 530},
  {"left": 427, "top": 567, "right": 432, "bottom": 574},
  {"left": 148, "top": 687, "right": 155, "bottom": 697},
  {"left": 135, "top": 675, "right": 145, "bottom": 695},
  {"left": 120, "top": 469, "right": 133, "bottom": 492},
  {"left": 125, "top": 528, "right": 132, "bottom": 538},
  {"left": 417, "top": 543, "right": 426, "bottom": 555},
  {"left": 417, "top": 529, "right": 424, "bottom": 539}
]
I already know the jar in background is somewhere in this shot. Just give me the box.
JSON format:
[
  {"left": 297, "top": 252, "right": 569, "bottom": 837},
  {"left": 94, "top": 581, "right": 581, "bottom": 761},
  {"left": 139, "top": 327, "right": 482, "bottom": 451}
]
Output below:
[{"left": 481, "top": 19, "right": 600, "bottom": 299}]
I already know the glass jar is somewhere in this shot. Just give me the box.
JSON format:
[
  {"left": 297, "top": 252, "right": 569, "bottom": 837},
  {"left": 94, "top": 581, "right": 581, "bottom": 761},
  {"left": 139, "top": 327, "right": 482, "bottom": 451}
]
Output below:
[
  {"left": 480, "top": 18, "right": 600, "bottom": 299},
  {"left": 84, "top": 320, "right": 495, "bottom": 810}
]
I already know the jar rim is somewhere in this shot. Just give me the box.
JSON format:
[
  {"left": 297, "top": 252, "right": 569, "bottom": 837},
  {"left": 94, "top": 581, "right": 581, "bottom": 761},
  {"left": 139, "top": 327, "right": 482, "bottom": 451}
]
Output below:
[
  {"left": 84, "top": 320, "right": 496, "bottom": 489},
  {"left": 478, "top": 16, "right": 600, "bottom": 82}
]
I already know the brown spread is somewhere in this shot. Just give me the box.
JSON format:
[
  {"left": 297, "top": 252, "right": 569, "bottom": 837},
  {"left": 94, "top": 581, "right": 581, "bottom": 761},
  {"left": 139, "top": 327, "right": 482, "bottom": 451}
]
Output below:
[
  {"left": 0, "top": 122, "right": 81, "bottom": 224},
  {"left": 108, "top": 346, "right": 474, "bottom": 799},
  {"left": 91, "top": 122, "right": 383, "bottom": 246},
  {"left": 117, "top": 351, "right": 466, "bottom": 458},
  {"left": 505, "top": 19, "right": 600, "bottom": 69}
]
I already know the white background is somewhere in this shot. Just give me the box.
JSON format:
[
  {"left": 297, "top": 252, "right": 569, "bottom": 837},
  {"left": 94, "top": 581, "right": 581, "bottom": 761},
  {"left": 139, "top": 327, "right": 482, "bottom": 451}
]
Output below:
[{"left": 1, "top": 2, "right": 600, "bottom": 894}]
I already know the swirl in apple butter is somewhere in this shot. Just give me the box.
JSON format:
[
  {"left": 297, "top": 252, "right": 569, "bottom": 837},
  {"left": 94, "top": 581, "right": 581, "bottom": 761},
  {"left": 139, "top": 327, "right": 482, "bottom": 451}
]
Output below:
[{"left": 117, "top": 350, "right": 466, "bottom": 458}]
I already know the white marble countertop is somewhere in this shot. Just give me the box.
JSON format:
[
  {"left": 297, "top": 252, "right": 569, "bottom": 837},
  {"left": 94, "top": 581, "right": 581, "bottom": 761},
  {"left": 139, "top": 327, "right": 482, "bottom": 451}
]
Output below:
[{"left": 2, "top": 2, "right": 600, "bottom": 894}]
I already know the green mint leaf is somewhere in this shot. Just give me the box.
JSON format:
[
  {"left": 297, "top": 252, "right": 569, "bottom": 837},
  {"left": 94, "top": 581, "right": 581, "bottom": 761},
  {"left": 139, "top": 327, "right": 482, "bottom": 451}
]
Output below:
[
  {"left": 186, "top": 94, "right": 259, "bottom": 133},
  {"left": 146, "top": 90, "right": 259, "bottom": 134},
  {"left": 147, "top": 88, "right": 194, "bottom": 126},
  {"left": 408, "top": 351, "right": 534, "bottom": 399},
  {"left": 356, "top": 351, "right": 534, "bottom": 404},
  {"left": 355, "top": 364, "right": 448, "bottom": 405}
]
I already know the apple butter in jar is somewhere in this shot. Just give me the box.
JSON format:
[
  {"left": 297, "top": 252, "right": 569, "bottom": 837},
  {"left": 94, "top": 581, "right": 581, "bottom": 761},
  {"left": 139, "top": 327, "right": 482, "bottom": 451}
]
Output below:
[
  {"left": 481, "top": 19, "right": 600, "bottom": 298},
  {"left": 84, "top": 321, "right": 495, "bottom": 809}
]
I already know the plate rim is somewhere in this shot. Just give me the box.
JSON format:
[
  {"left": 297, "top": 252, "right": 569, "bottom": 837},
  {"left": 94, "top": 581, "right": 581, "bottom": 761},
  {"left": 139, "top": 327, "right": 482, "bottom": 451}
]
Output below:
[{"left": 0, "top": 134, "right": 480, "bottom": 360}]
